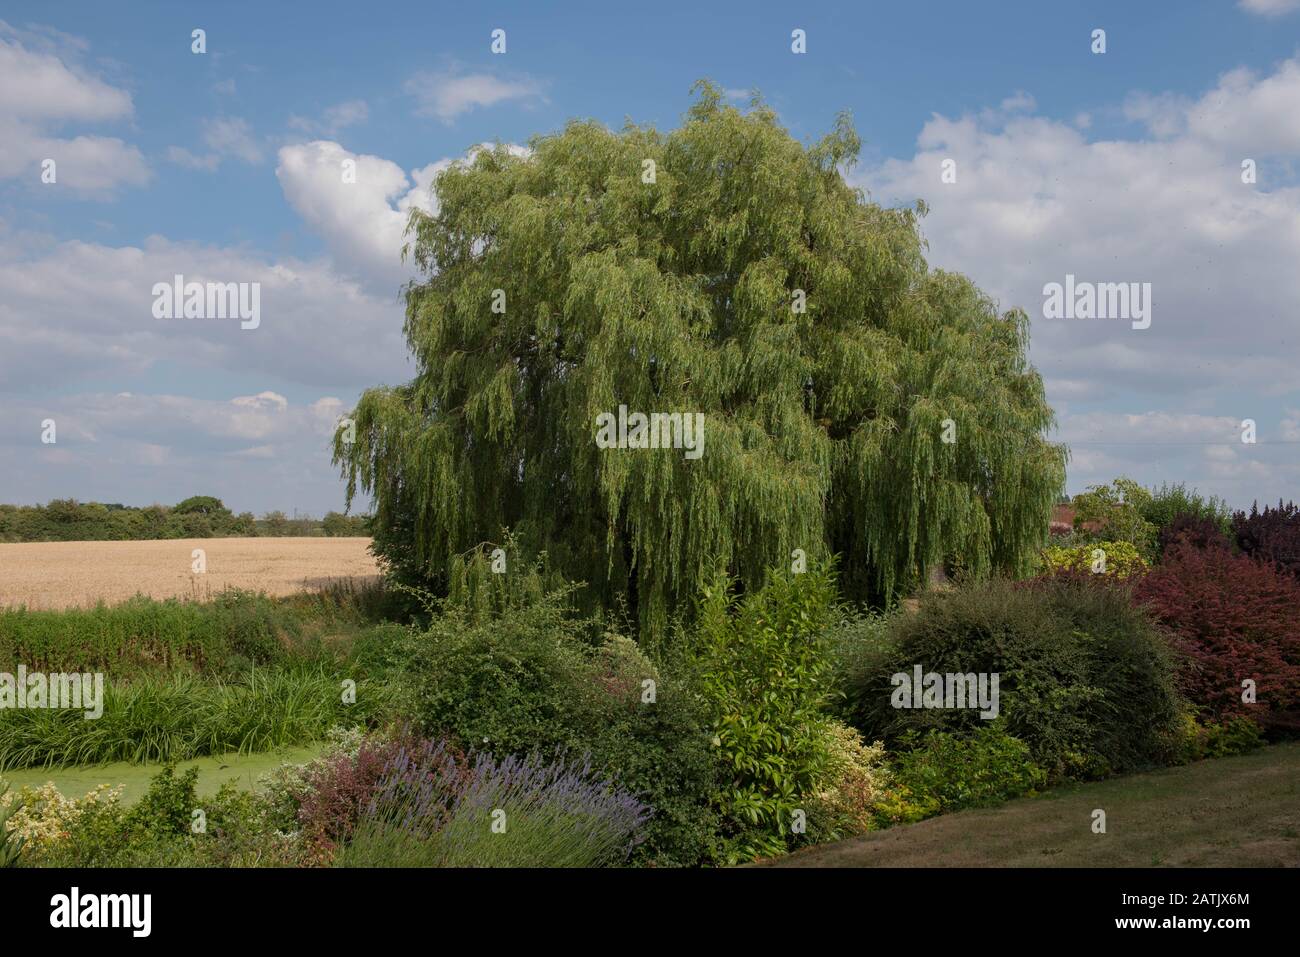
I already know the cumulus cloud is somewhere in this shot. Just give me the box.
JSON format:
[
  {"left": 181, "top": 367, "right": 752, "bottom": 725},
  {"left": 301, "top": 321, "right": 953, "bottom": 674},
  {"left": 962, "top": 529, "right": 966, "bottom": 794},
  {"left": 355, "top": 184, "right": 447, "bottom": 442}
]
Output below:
[
  {"left": 853, "top": 54, "right": 1300, "bottom": 504},
  {"left": 861, "top": 56, "right": 1300, "bottom": 383},
  {"left": 275, "top": 140, "right": 528, "bottom": 288},
  {"left": 1125, "top": 59, "right": 1300, "bottom": 154},
  {"left": 0, "top": 225, "right": 413, "bottom": 394},
  {"left": 0, "top": 391, "right": 354, "bottom": 513},
  {"left": 275, "top": 141, "right": 444, "bottom": 287},
  {"left": 405, "top": 67, "right": 545, "bottom": 122},
  {"left": 2, "top": 134, "right": 530, "bottom": 409},
  {"left": 0, "top": 22, "right": 149, "bottom": 192}
]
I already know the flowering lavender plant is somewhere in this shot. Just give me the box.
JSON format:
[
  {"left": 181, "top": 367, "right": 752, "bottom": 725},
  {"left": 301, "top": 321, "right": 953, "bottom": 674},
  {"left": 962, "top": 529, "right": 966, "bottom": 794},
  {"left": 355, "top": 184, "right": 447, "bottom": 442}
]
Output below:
[{"left": 339, "top": 738, "right": 650, "bottom": 868}]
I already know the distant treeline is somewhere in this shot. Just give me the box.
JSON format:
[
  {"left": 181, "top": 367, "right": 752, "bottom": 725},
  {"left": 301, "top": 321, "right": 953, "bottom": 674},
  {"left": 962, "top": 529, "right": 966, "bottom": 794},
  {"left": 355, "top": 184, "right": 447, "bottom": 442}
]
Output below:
[{"left": 0, "top": 496, "right": 372, "bottom": 542}]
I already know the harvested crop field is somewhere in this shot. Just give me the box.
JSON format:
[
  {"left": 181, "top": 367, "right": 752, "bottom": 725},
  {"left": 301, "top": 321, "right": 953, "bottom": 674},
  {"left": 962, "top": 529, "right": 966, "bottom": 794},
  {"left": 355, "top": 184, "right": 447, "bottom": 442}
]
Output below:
[{"left": 0, "top": 537, "right": 380, "bottom": 610}]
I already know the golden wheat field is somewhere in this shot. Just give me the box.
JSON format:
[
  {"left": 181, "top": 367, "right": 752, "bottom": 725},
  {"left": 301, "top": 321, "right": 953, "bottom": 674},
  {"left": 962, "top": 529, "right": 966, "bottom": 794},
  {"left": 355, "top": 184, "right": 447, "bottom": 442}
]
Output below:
[{"left": 0, "top": 537, "right": 381, "bottom": 610}]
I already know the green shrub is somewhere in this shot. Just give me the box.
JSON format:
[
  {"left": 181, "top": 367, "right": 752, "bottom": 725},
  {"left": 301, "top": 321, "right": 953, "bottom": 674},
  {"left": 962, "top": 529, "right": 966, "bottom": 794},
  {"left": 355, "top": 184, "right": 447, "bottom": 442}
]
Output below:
[
  {"left": 693, "top": 562, "right": 839, "bottom": 862},
  {"left": 398, "top": 587, "right": 722, "bottom": 866},
  {"left": 840, "top": 577, "right": 1184, "bottom": 781},
  {"left": 1042, "top": 577, "right": 1185, "bottom": 772},
  {"left": 578, "top": 644, "right": 723, "bottom": 867},
  {"left": 826, "top": 607, "right": 895, "bottom": 697},
  {"left": 882, "top": 726, "right": 1045, "bottom": 819},
  {"left": 404, "top": 588, "right": 605, "bottom": 753},
  {"left": 0, "top": 781, "right": 124, "bottom": 864},
  {"left": 125, "top": 765, "right": 200, "bottom": 837}
]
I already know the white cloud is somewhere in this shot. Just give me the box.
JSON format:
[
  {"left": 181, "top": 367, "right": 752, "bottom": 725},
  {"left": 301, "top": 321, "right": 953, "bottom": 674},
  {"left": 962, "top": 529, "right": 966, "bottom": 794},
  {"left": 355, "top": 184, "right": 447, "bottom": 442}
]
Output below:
[
  {"left": 1124, "top": 60, "right": 1300, "bottom": 154},
  {"left": 275, "top": 140, "right": 528, "bottom": 289},
  {"left": 275, "top": 140, "right": 443, "bottom": 287},
  {"left": 405, "top": 68, "right": 545, "bottom": 122},
  {"left": 1, "top": 134, "right": 531, "bottom": 408},
  {"left": 857, "top": 56, "right": 1300, "bottom": 408},
  {"left": 1053, "top": 410, "right": 1299, "bottom": 506},
  {"left": 852, "top": 55, "right": 1300, "bottom": 505},
  {"left": 0, "top": 26, "right": 130, "bottom": 121},
  {"left": 998, "top": 91, "right": 1036, "bottom": 113},
  {"left": 1238, "top": 0, "right": 1300, "bottom": 16},
  {"left": 288, "top": 99, "right": 369, "bottom": 136},
  {"left": 0, "top": 226, "right": 413, "bottom": 394},
  {"left": 0, "top": 25, "right": 148, "bottom": 193},
  {"left": 166, "top": 116, "right": 266, "bottom": 172},
  {"left": 202, "top": 116, "right": 264, "bottom": 164},
  {"left": 165, "top": 145, "right": 221, "bottom": 172}
]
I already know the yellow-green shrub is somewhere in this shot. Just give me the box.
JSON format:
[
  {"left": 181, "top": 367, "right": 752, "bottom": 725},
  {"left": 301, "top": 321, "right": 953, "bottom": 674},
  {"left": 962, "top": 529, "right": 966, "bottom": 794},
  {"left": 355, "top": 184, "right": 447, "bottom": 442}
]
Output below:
[
  {"left": 802, "top": 721, "right": 890, "bottom": 842},
  {"left": 1041, "top": 541, "right": 1148, "bottom": 578},
  {"left": 1174, "top": 713, "right": 1266, "bottom": 762}
]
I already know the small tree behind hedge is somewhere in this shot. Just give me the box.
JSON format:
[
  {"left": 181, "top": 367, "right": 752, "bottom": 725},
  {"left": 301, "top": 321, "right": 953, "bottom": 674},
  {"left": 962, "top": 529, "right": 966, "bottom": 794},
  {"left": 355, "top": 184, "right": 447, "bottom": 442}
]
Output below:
[
  {"left": 1142, "top": 482, "right": 1231, "bottom": 541},
  {"left": 1233, "top": 500, "right": 1300, "bottom": 579}
]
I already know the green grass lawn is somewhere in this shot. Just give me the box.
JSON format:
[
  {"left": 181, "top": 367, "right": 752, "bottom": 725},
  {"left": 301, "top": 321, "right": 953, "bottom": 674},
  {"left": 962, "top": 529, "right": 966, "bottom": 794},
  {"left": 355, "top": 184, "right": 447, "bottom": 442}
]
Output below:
[
  {"left": 0, "top": 743, "right": 325, "bottom": 804},
  {"left": 760, "top": 742, "right": 1300, "bottom": 867}
]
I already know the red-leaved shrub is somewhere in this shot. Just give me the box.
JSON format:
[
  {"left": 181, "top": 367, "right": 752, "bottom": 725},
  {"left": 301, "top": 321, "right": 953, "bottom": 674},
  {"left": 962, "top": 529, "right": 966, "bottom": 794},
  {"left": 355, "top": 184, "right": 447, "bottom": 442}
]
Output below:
[
  {"left": 295, "top": 731, "right": 426, "bottom": 852},
  {"left": 1136, "top": 542, "right": 1300, "bottom": 728}
]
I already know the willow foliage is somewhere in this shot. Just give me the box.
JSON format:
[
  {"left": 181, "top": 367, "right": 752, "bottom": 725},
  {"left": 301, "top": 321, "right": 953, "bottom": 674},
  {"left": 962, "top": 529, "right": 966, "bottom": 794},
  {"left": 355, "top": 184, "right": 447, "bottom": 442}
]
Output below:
[{"left": 335, "top": 82, "right": 1066, "bottom": 634}]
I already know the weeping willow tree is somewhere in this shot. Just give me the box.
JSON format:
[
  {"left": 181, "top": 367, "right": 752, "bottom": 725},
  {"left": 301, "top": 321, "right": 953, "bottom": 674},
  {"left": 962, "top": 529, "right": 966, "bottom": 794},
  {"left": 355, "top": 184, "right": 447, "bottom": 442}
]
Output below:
[{"left": 335, "top": 82, "right": 1067, "bottom": 635}]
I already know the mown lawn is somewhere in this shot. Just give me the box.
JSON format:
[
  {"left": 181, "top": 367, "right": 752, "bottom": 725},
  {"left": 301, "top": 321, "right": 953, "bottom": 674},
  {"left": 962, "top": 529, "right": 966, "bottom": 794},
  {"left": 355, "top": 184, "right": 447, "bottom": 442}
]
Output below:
[{"left": 760, "top": 743, "right": 1300, "bottom": 867}]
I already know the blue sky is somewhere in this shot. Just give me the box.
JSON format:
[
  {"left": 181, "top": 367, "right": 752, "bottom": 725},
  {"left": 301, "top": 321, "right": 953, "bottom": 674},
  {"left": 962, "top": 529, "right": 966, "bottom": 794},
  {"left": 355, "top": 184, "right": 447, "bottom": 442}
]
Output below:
[{"left": 2, "top": 0, "right": 1299, "bottom": 514}]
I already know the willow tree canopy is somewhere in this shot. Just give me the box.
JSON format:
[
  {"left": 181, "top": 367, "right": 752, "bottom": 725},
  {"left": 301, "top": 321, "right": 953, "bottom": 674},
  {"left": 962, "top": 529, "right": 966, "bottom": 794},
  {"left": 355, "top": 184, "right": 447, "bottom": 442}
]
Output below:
[{"left": 335, "top": 81, "right": 1067, "bottom": 634}]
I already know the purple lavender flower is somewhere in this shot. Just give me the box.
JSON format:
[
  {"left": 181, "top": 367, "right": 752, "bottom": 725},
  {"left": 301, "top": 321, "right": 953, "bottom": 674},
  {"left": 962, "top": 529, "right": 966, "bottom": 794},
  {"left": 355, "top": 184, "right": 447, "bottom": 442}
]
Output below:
[{"left": 345, "top": 738, "right": 650, "bottom": 867}]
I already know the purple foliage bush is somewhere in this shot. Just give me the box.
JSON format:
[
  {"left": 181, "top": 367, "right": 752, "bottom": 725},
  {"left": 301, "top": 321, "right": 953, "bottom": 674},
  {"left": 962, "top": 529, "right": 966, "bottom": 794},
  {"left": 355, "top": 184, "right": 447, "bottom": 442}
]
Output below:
[
  {"left": 1158, "top": 512, "right": 1231, "bottom": 555},
  {"left": 1233, "top": 500, "right": 1300, "bottom": 578}
]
